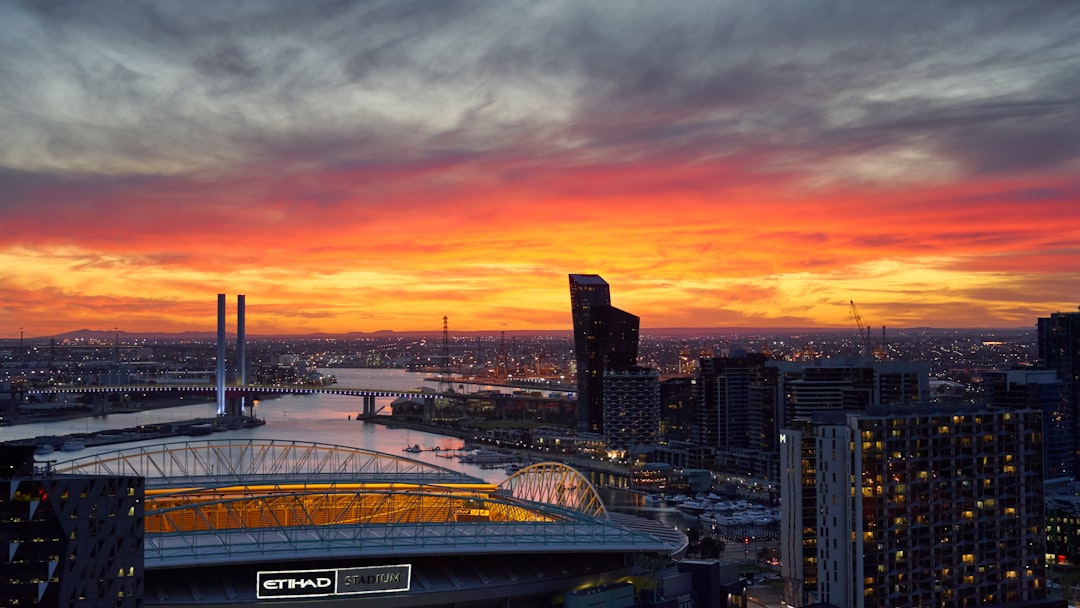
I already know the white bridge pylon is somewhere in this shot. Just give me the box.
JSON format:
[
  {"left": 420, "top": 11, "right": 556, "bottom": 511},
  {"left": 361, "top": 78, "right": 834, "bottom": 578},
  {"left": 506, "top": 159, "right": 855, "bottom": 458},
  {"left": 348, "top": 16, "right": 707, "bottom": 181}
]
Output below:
[{"left": 497, "top": 462, "right": 608, "bottom": 519}]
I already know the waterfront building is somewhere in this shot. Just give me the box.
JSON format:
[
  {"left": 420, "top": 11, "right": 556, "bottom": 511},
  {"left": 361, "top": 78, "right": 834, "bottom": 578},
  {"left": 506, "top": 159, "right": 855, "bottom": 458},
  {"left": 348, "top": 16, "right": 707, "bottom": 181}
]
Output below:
[
  {"left": 630, "top": 462, "right": 673, "bottom": 492},
  {"left": 780, "top": 405, "right": 1056, "bottom": 608},
  {"left": 1, "top": 445, "right": 145, "bottom": 607},
  {"left": 569, "top": 274, "right": 640, "bottom": 434},
  {"left": 603, "top": 366, "right": 660, "bottom": 454}
]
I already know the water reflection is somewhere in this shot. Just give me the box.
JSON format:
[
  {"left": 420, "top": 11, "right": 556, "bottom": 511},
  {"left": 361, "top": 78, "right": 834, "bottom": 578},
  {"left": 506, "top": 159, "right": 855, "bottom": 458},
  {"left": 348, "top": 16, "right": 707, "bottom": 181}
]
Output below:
[{"left": 10, "top": 369, "right": 693, "bottom": 529}]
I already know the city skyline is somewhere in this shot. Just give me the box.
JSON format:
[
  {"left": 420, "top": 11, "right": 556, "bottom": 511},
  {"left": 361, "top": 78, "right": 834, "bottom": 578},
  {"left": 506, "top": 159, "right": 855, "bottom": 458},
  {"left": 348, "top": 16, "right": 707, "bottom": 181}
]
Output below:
[{"left": 2, "top": 2, "right": 1079, "bottom": 337}]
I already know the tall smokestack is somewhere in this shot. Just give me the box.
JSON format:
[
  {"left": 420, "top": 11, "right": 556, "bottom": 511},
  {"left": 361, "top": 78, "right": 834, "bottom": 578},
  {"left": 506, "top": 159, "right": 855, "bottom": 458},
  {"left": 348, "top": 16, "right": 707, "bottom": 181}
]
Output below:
[
  {"left": 216, "top": 293, "right": 226, "bottom": 416},
  {"left": 237, "top": 294, "right": 246, "bottom": 414}
]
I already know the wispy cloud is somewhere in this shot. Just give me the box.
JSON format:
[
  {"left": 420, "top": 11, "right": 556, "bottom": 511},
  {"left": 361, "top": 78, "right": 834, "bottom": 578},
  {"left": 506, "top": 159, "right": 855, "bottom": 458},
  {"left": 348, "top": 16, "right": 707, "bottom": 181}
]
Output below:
[{"left": 1, "top": 1, "right": 1078, "bottom": 334}]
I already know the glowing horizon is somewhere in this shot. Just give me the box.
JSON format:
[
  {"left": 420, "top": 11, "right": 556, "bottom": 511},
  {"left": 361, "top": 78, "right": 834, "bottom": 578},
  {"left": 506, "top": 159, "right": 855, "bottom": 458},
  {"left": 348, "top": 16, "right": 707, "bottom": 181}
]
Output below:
[{"left": 2, "top": 3, "right": 1078, "bottom": 338}]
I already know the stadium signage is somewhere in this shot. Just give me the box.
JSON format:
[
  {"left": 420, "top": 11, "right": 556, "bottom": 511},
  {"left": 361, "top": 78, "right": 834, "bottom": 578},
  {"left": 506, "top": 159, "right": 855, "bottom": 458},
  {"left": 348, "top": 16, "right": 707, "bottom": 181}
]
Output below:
[
  {"left": 338, "top": 564, "right": 412, "bottom": 595},
  {"left": 257, "top": 569, "right": 336, "bottom": 599},
  {"left": 256, "top": 565, "right": 411, "bottom": 599}
]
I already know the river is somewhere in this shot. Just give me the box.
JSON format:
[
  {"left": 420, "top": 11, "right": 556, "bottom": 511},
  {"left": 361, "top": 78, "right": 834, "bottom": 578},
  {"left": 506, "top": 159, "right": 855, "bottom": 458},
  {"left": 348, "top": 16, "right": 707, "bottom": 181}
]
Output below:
[{"left": 2, "top": 368, "right": 703, "bottom": 532}]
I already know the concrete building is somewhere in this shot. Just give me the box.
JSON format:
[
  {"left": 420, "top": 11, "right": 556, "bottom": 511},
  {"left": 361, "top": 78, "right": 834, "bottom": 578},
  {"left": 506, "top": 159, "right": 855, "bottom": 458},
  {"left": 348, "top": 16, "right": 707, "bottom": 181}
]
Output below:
[{"left": 781, "top": 405, "right": 1059, "bottom": 608}]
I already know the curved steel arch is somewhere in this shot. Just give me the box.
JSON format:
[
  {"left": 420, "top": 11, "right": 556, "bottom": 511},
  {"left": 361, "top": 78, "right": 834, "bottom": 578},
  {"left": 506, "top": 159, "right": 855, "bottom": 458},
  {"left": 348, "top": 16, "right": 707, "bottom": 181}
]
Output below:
[
  {"left": 139, "top": 489, "right": 671, "bottom": 568},
  {"left": 53, "top": 439, "right": 488, "bottom": 489},
  {"left": 498, "top": 462, "right": 608, "bottom": 519}
]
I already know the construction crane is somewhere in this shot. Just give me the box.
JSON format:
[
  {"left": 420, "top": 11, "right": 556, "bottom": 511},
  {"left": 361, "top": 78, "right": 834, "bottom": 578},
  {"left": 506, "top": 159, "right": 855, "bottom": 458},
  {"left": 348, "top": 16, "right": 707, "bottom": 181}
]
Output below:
[{"left": 849, "top": 300, "right": 872, "bottom": 359}]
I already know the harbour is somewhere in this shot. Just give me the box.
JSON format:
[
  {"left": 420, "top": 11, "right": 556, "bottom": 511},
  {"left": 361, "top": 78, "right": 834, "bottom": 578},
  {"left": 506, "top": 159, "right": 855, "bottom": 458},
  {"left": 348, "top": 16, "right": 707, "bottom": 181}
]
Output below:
[{"left": 2, "top": 368, "right": 780, "bottom": 537}]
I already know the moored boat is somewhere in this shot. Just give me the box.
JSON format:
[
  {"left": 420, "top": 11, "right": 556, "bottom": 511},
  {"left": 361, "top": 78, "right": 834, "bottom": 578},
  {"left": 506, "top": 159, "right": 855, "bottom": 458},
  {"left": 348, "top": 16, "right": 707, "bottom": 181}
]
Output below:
[{"left": 677, "top": 500, "right": 710, "bottom": 514}]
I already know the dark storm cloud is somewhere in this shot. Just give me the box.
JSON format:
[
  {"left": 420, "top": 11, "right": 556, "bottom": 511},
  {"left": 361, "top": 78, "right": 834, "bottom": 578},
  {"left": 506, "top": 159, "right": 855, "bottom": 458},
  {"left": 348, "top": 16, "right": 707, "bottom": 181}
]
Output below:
[
  {"left": 1, "top": 0, "right": 1078, "bottom": 182},
  {"left": 496, "top": 2, "right": 1080, "bottom": 174}
]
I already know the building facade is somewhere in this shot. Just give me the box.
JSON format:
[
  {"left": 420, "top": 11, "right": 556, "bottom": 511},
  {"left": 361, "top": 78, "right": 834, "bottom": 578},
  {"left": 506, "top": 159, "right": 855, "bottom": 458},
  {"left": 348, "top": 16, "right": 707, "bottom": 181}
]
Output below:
[
  {"left": 1, "top": 446, "right": 145, "bottom": 607},
  {"left": 771, "top": 359, "right": 929, "bottom": 425},
  {"left": 1038, "top": 309, "right": 1080, "bottom": 477},
  {"left": 695, "top": 353, "right": 778, "bottom": 479},
  {"left": 781, "top": 406, "right": 1055, "bottom": 608},
  {"left": 603, "top": 366, "right": 660, "bottom": 453},
  {"left": 983, "top": 368, "right": 1074, "bottom": 481},
  {"left": 569, "top": 274, "right": 639, "bottom": 433}
]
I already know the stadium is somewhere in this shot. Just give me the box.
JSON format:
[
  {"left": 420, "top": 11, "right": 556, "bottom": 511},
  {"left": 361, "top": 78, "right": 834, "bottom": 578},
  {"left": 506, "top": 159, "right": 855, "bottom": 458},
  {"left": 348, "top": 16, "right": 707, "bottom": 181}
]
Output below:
[{"left": 50, "top": 438, "right": 688, "bottom": 607}]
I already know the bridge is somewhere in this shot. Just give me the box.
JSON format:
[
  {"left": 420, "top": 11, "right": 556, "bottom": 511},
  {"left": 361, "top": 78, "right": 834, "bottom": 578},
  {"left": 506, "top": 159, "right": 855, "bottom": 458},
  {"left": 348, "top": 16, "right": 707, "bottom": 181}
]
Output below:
[
  {"left": 23, "top": 381, "right": 576, "bottom": 420},
  {"left": 23, "top": 383, "right": 430, "bottom": 418},
  {"left": 15, "top": 296, "right": 576, "bottom": 422}
]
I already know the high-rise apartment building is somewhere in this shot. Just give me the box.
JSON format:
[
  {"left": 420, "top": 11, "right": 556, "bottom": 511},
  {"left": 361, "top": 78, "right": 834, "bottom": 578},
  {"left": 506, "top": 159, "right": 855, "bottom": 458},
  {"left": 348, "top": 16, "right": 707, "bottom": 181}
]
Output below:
[
  {"left": 603, "top": 366, "right": 660, "bottom": 453},
  {"left": 695, "top": 353, "right": 778, "bottom": 479},
  {"left": 1, "top": 446, "right": 145, "bottom": 607},
  {"left": 569, "top": 274, "right": 639, "bottom": 433},
  {"left": 771, "top": 359, "right": 929, "bottom": 425},
  {"left": 780, "top": 406, "right": 1055, "bottom": 608},
  {"left": 688, "top": 358, "right": 927, "bottom": 481},
  {"left": 1038, "top": 308, "right": 1080, "bottom": 474},
  {"left": 983, "top": 368, "right": 1074, "bottom": 481},
  {"left": 659, "top": 376, "right": 694, "bottom": 442}
]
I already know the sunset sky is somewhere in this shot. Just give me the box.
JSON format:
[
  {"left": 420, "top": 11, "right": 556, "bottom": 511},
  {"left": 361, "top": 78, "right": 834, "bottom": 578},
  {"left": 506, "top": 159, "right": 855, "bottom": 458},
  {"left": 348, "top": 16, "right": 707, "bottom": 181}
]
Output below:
[{"left": 2, "top": 1, "right": 1079, "bottom": 337}]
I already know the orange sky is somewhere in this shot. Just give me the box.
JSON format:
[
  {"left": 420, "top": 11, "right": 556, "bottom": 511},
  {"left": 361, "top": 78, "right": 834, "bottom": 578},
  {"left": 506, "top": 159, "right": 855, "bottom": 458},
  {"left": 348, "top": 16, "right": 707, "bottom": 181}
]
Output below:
[{"left": 1, "top": 3, "right": 1078, "bottom": 337}]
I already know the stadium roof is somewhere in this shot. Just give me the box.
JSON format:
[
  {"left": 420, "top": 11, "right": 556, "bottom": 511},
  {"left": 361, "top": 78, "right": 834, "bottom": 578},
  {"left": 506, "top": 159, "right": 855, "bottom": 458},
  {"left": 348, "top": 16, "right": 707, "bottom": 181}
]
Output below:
[{"left": 55, "top": 439, "right": 684, "bottom": 568}]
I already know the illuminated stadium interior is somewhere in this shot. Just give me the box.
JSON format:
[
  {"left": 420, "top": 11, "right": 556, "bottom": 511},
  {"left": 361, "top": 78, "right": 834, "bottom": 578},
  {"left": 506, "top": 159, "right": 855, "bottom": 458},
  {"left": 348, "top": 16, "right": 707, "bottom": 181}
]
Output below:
[{"left": 53, "top": 439, "right": 683, "bottom": 607}]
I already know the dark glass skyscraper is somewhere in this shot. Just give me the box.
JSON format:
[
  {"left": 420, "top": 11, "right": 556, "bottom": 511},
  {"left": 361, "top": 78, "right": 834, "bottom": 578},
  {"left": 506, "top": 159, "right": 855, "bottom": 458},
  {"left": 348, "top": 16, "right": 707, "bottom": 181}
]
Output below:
[
  {"left": 569, "top": 274, "right": 639, "bottom": 433},
  {"left": 1038, "top": 308, "right": 1080, "bottom": 476}
]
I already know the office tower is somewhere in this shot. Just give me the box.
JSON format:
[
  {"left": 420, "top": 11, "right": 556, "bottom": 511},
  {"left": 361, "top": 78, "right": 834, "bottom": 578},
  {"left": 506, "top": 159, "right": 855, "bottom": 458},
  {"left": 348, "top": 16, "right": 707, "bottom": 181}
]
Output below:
[
  {"left": 569, "top": 274, "right": 639, "bottom": 433},
  {"left": 983, "top": 368, "right": 1074, "bottom": 481},
  {"left": 1, "top": 446, "right": 144, "bottom": 606},
  {"left": 780, "top": 406, "right": 1052, "bottom": 608},
  {"left": 1038, "top": 309, "right": 1080, "bottom": 473},
  {"left": 603, "top": 366, "right": 660, "bottom": 453}
]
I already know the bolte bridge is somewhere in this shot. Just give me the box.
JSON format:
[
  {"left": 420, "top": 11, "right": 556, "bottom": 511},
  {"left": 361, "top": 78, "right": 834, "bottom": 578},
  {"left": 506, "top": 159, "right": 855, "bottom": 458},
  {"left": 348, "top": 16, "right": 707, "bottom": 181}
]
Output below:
[{"left": 23, "top": 383, "right": 432, "bottom": 418}]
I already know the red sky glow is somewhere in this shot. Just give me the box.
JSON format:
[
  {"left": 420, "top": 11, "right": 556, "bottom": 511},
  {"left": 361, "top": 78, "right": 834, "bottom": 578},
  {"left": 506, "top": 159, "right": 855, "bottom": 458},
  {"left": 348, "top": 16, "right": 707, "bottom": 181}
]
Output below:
[{"left": 1, "top": 2, "right": 1078, "bottom": 337}]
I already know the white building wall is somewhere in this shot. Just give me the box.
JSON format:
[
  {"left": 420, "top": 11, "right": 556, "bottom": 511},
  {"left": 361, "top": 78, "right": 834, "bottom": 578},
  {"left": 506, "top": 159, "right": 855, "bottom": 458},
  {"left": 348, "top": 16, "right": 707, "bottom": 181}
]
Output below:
[
  {"left": 816, "top": 424, "right": 853, "bottom": 608},
  {"left": 779, "top": 428, "right": 805, "bottom": 606}
]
